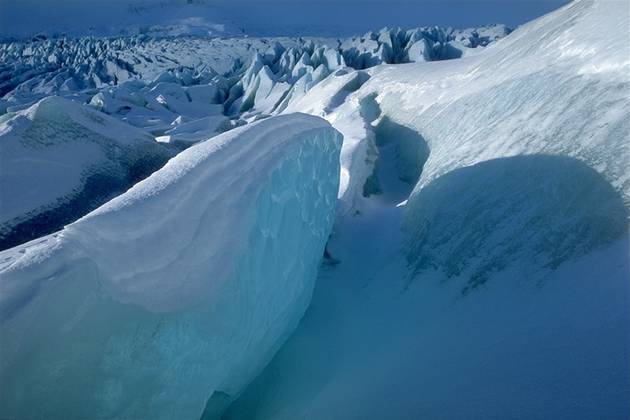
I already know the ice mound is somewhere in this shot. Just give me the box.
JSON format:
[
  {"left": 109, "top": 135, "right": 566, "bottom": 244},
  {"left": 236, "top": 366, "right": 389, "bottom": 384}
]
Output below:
[
  {"left": 0, "top": 113, "right": 342, "bottom": 419},
  {"left": 0, "top": 96, "right": 173, "bottom": 250}
]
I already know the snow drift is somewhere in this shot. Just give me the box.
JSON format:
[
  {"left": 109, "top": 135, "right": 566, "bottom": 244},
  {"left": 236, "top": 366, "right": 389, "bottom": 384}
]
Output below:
[
  {"left": 0, "top": 113, "right": 342, "bottom": 420},
  {"left": 0, "top": 96, "right": 173, "bottom": 250}
]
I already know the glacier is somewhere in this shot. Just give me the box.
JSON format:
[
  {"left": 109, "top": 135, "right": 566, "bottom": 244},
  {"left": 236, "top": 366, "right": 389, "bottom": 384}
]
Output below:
[
  {"left": 0, "top": 114, "right": 342, "bottom": 420},
  {"left": 0, "top": 25, "right": 509, "bottom": 119},
  {"left": 0, "top": 0, "right": 628, "bottom": 418}
]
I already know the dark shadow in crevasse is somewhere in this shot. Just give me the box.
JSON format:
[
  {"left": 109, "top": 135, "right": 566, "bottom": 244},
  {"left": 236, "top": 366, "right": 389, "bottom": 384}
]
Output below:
[{"left": 363, "top": 116, "right": 430, "bottom": 204}]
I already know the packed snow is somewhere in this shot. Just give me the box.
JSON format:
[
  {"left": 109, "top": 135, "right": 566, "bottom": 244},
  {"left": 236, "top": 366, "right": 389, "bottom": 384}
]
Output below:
[{"left": 0, "top": 114, "right": 341, "bottom": 419}]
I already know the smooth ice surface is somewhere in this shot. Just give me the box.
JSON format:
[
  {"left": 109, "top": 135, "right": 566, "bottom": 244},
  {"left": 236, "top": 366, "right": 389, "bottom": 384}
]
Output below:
[
  {"left": 0, "top": 96, "right": 173, "bottom": 250},
  {"left": 0, "top": 113, "right": 342, "bottom": 420}
]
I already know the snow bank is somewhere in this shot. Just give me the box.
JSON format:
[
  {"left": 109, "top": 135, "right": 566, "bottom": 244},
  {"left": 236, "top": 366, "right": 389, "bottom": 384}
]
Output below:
[
  {"left": 372, "top": 0, "right": 630, "bottom": 202},
  {"left": 0, "top": 113, "right": 342, "bottom": 420},
  {"left": 0, "top": 96, "right": 173, "bottom": 250}
]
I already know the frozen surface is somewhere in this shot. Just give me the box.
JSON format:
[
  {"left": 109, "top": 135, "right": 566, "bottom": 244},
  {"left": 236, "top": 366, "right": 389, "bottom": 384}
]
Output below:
[
  {"left": 0, "top": 113, "right": 342, "bottom": 420},
  {"left": 0, "top": 25, "right": 508, "bottom": 118},
  {"left": 0, "top": 20, "right": 508, "bottom": 246},
  {"left": 0, "top": 0, "right": 627, "bottom": 418},
  {"left": 228, "top": 1, "right": 630, "bottom": 418},
  {"left": 0, "top": 96, "right": 173, "bottom": 250}
]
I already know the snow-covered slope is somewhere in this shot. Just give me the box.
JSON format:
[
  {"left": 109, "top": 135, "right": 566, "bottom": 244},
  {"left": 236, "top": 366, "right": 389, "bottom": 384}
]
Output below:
[
  {"left": 227, "top": 1, "right": 630, "bottom": 418},
  {"left": 0, "top": 113, "right": 341, "bottom": 420},
  {"left": 369, "top": 0, "right": 630, "bottom": 289},
  {"left": 0, "top": 96, "right": 173, "bottom": 250}
]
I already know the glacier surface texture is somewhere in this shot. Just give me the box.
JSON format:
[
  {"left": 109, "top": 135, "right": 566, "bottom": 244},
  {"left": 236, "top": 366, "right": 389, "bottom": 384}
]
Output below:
[{"left": 0, "top": 0, "right": 628, "bottom": 419}]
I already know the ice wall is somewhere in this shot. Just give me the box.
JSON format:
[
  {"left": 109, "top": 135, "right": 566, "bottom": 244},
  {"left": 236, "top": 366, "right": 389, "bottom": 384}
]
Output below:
[{"left": 0, "top": 113, "right": 342, "bottom": 420}]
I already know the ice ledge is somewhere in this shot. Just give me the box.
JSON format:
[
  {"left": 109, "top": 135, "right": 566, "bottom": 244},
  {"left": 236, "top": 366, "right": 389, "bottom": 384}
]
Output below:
[{"left": 0, "top": 113, "right": 342, "bottom": 420}]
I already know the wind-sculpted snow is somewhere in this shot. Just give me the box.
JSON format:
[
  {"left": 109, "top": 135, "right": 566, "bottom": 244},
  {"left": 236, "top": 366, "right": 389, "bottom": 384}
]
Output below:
[
  {"left": 2, "top": 0, "right": 628, "bottom": 418},
  {"left": 355, "top": 0, "right": 630, "bottom": 285},
  {"left": 0, "top": 113, "right": 342, "bottom": 420},
  {"left": 0, "top": 96, "right": 173, "bottom": 251}
]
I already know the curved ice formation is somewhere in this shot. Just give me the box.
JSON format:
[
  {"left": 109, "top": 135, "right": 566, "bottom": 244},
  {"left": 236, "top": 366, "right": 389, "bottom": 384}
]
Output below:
[
  {"left": 405, "top": 155, "right": 629, "bottom": 293},
  {"left": 0, "top": 96, "right": 173, "bottom": 250},
  {"left": 0, "top": 113, "right": 342, "bottom": 420},
  {"left": 372, "top": 0, "right": 630, "bottom": 202}
]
